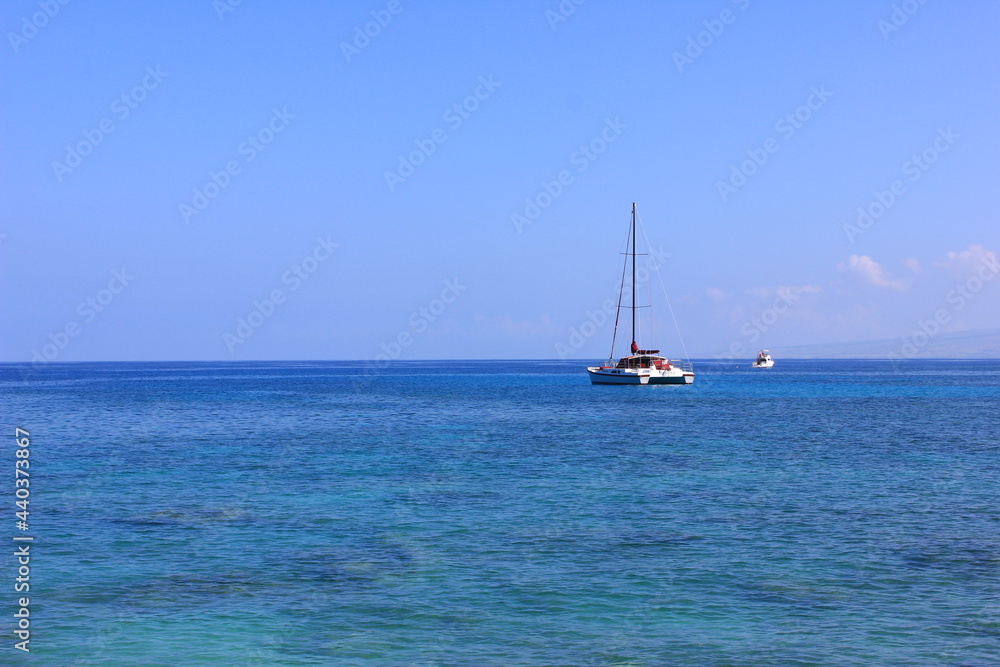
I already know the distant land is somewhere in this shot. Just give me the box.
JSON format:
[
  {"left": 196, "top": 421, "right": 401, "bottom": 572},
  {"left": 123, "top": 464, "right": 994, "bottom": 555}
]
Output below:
[{"left": 772, "top": 328, "right": 1000, "bottom": 359}]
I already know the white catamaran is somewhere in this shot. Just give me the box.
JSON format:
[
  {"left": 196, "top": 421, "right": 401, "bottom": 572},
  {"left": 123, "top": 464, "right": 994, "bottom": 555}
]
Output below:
[{"left": 587, "top": 204, "right": 694, "bottom": 386}]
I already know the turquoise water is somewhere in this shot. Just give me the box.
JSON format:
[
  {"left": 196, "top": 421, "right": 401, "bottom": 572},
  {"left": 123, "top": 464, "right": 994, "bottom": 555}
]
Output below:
[{"left": 2, "top": 360, "right": 999, "bottom": 665}]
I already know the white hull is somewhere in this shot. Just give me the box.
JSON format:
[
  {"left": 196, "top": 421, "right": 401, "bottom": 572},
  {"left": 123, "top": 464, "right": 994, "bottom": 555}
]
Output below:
[
  {"left": 751, "top": 360, "right": 774, "bottom": 368},
  {"left": 586, "top": 367, "right": 650, "bottom": 384},
  {"left": 647, "top": 367, "right": 695, "bottom": 384}
]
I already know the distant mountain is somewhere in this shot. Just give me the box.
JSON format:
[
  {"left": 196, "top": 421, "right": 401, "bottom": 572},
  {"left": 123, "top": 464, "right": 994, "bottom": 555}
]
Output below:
[{"left": 775, "top": 328, "right": 1000, "bottom": 359}]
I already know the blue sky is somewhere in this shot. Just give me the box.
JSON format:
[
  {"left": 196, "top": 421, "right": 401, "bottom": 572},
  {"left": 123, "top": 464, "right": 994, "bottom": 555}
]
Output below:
[{"left": 2, "top": 0, "right": 998, "bottom": 362}]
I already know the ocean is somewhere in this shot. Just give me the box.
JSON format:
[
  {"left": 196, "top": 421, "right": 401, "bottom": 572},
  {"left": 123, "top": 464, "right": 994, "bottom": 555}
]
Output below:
[{"left": 2, "top": 359, "right": 998, "bottom": 665}]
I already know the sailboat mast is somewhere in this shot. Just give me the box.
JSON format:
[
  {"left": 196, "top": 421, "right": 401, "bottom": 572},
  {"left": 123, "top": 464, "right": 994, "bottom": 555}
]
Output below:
[{"left": 631, "top": 202, "right": 636, "bottom": 348}]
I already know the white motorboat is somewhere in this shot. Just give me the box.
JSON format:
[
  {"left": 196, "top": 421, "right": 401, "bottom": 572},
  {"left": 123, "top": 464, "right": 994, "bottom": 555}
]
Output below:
[
  {"left": 751, "top": 350, "right": 774, "bottom": 368},
  {"left": 587, "top": 204, "right": 694, "bottom": 386}
]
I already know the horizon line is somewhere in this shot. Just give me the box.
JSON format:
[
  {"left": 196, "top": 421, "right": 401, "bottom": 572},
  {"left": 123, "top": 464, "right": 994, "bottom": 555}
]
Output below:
[{"left": 3, "top": 357, "right": 1000, "bottom": 365}]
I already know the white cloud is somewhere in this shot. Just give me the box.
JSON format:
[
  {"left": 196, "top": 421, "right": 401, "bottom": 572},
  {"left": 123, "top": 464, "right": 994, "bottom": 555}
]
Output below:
[
  {"left": 904, "top": 258, "right": 922, "bottom": 274},
  {"left": 746, "top": 285, "right": 821, "bottom": 302},
  {"left": 777, "top": 285, "right": 822, "bottom": 302},
  {"left": 706, "top": 287, "right": 728, "bottom": 302},
  {"left": 836, "top": 254, "right": 907, "bottom": 290},
  {"left": 933, "top": 244, "right": 998, "bottom": 274}
]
